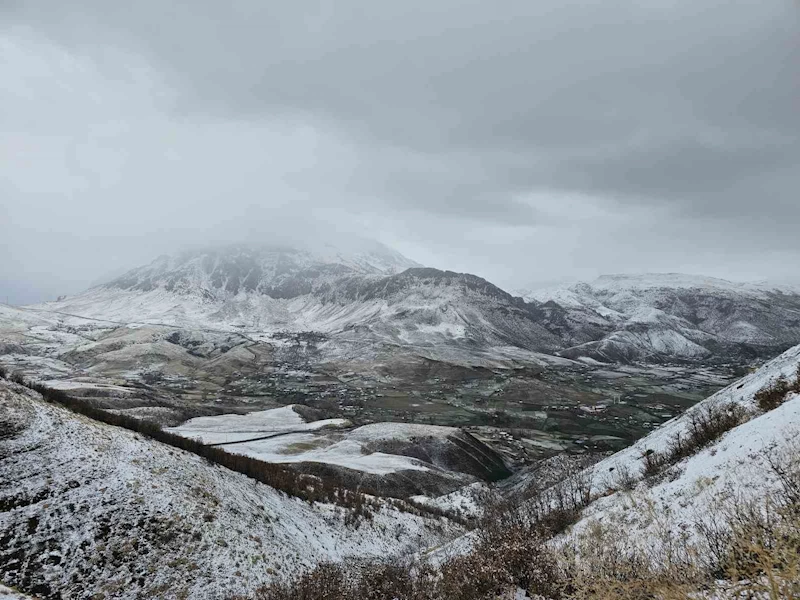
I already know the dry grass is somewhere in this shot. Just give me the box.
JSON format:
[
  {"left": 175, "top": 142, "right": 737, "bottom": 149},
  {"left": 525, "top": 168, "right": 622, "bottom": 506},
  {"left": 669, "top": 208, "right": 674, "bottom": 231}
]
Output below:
[
  {"left": 247, "top": 434, "right": 800, "bottom": 600},
  {"left": 568, "top": 437, "right": 800, "bottom": 600},
  {"left": 641, "top": 401, "right": 749, "bottom": 480}
]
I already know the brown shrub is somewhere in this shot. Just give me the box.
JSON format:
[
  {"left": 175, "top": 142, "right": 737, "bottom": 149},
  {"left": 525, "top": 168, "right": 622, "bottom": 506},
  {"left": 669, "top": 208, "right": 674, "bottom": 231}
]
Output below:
[
  {"left": 255, "top": 563, "right": 348, "bottom": 600},
  {"left": 642, "top": 401, "right": 748, "bottom": 479},
  {"left": 252, "top": 438, "right": 800, "bottom": 600},
  {"left": 681, "top": 402, "right": 748, "bottom": 455},
  {"left": 254, "top": 521, "right": 562, "bottom": 600},
  {"left": 640, "top": 448, "right": 666, "bottom": 478},
  {"left": 722, "top": 498, "right": 800, "bottom": 598},
  {"left": 252, "top": 432, "right": 800, "bottom": 600},
  {"left": 726, "top": 440, "right": 800, "bottom": 592},
  {"left": 607, "top": 463, "right": 637, "bottom": 492},
  {"left": 560, "top": 514, "right": 703, "bottom": 600},
  {"left": 755, "top": 364, "right": 800, "bottom": 412}
]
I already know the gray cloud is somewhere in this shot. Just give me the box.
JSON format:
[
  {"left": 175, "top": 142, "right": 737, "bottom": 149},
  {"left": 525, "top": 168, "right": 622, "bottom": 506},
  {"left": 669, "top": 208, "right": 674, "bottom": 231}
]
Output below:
[{"left": 1, "top": 0, "right": 799, "bottom": 303}]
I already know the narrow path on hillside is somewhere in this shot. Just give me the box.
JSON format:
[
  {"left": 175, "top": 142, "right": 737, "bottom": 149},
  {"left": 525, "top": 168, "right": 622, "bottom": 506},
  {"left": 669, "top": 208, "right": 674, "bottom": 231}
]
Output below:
[{"left": 206, "top": 428, "right": 333, "bottom": 447}]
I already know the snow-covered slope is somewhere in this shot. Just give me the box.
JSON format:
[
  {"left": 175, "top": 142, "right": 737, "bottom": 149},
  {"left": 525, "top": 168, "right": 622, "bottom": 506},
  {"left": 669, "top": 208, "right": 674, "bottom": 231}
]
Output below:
[
  {"left": 0, "top": 382, "right": 461, "bottom": 599},
  {"left": 34, "top": 246, "right": 562, "bottom": 356},
  {"left": 387, "top": 344, "right": 800, "bottom": 567},
  {"left": 566, "top": 342, "right": 800, "bottom": 552},
  {"left": 435, "top": 342, "right": 800, "bottom": 560},
  {"left": 169, "top": 409, "right": 444, "bottom": 476},
  {"left": 107, "top": 241, "right": 420, "bottom": 298},
  {"left": 588, "top": 342, "right": 800, "bottom": 479},
  {"left": 167, "top": 409, "right": 510, "bottom": 495},
  {"left": 523, "top": 273, "right": 800, "bottom": 363}
]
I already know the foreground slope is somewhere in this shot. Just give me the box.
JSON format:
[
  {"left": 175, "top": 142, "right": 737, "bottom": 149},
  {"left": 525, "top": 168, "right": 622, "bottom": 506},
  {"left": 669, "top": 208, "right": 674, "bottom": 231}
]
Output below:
[
  {"left": 0, "top": 382, "right": 460, "bottom": 600},
  {"left": 429, "top": 342, "right": 800, "bottom": 582},
  {"left": 566, "top": 341, "right": 800, "bottom": 552},
  {"left": 0, "top": 586, "right": 34, "bottom": 600}
]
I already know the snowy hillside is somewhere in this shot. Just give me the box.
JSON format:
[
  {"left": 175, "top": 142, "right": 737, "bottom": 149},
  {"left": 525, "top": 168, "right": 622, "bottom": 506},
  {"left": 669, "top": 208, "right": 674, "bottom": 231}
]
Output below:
[
  {"left": 587, "top": 342, "right": 800, "bottom": 482},
  {"left": 523, "top": 273, "right": 800, "bottom": 363},
  {"left": 426, "top": 341, "right": 800, "bottom": 578},
  {"left": 0, "top": 586, "right": 33, "bottom": 600},
  {"left": 0, "top": 381, "right": 461, "bottom": 599},
  {"left": 107, "top": 241, "right": 420, "bottom": 298},
  {"left": 170, "top": 409, "right": 450, "bottom": 476},
  {"left": 167, "top": 408, "right": 509, "bottom": 496},
  {"left": 34, "top": 246, "right": 562, "bottom": 356},
  {"left": 564, "top": 341, "right": 800, "bottom": 554}
]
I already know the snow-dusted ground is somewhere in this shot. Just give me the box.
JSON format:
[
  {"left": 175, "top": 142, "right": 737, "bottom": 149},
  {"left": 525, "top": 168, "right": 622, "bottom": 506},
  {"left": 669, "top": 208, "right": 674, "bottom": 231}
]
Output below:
[
  {"left": 410, "top": 482, "right": 488, "bottom": 520},
  {"left": 40, "top": 379, "right": 136, "bottom": 394},
  {"left": 169, "top": 409, "right": 451, "bottom": 475},
  {"left": 348, "top": 422, "right": 457, "bottom": 443},
  {"left": 168, "top": 405, "right": 350, "bottom": 444},
  {"left": 0, "top": 382, "right": 461, "bottom": 599},
  {"left": 562, "top": 342, "right": 800, "bottom": 553},
  {"left": 224, "top": 436, "right": 432, "bottom": 475}
]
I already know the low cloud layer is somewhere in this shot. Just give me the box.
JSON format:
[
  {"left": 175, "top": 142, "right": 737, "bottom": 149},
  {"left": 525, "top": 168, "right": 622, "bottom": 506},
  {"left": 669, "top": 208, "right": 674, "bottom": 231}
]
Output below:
[{"left": 2, "top": 1, "right": 799, "bottom": 303}]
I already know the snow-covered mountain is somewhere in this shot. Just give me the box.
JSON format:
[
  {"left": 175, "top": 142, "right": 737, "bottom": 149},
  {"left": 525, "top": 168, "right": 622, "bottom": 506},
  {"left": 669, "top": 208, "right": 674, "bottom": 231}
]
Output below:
[
  {"left": 107, "top": 241, "right": 421, "bottom": 298},
  {"left": 41, "top": 244, "right": 562, "bottom": 357},
  {"left": 30, "top": 248, "right": 800, "bottom": 365},
  {"left": 522, "top": 273, "right": 800, "bottom": 363}
]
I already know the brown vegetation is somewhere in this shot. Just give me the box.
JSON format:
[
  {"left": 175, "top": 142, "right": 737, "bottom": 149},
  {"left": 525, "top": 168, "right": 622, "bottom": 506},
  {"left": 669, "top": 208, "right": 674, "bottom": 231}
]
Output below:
[
  {"left": 755, "top": 364, "right": 800, "bottom": 411},
  {"left": 251, "top": 468, "right": 596, "bottom": 600},
  {"left": 252, "top": 524, "right": 562, "bottom": 600},
  {"left": 247, "top": 435, "right": 800, "bottom": 600},
  {"left": 641, "top": 401, "right": 748, "bottom": 479}
]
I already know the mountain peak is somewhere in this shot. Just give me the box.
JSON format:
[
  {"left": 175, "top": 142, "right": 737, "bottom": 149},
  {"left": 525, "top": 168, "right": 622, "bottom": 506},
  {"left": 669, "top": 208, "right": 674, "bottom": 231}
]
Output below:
[{"left": 105, "top": 241, "right": 421, "bottom": 298}]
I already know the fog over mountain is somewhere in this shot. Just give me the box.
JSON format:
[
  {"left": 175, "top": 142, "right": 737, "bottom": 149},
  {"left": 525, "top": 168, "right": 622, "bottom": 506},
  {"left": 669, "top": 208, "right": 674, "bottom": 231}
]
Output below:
[{"left": 2, "top": 1, "right": 800, "bottom": 304}]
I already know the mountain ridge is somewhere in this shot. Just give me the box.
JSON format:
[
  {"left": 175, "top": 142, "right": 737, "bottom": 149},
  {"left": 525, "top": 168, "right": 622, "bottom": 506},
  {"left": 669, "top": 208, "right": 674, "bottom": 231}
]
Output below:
[
  {"left": 32, "top": 244, "right": 800, "bottom": 364},
  {"left": 104, "top": 242, "right": 421, "bottom": 299},
  {"left": 523, "top": 272, "right": 800, "bottom": 363}
]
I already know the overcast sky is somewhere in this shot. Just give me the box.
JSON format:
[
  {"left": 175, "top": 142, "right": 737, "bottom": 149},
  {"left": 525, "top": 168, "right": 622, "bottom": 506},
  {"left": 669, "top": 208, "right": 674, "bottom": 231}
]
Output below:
[{"left": 2, "top": 1, "right": 799, "bottom": 304}]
